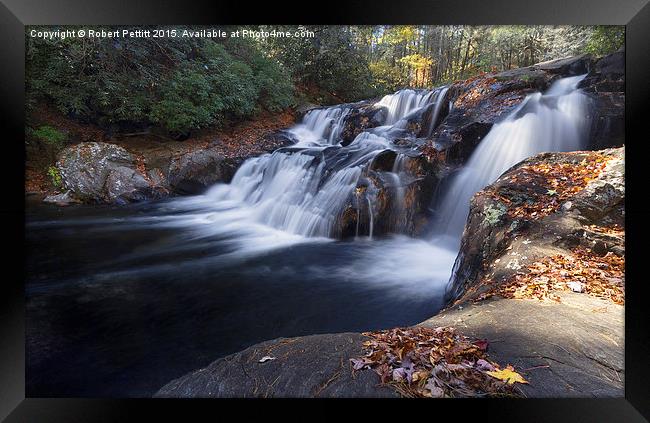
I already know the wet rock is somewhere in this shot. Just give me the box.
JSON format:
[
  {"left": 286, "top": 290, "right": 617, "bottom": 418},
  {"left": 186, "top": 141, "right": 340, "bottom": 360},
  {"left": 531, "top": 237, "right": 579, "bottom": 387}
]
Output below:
[
  {"left": 166, "top": 148, "right": 230, "bottom": 194},
  {"left": 259, "top": 130, "right": 297, "bottom": 151},
  {"left": 164, "top": 130, "right": 295, "bottom": 195},
  {"left": 340, "top": 105, "right": 387, "bottom": 146},
  {"left": 56, "top": 142, "right": 167, "bottom": 204},
  {"left": 43, "top": 190, "right": 80, "bottom": 206},
  {"left": 579, "top": 50, "right": 625, "bottom": 149},
  {"left": 494, "top": 67, "right": 550, "bottom": 89},
  {"left": 369, "top": 150, "right": 397, "bottom": 172},
  {"left": 335, "top": 153, "right": 440, "bottom": 239}
]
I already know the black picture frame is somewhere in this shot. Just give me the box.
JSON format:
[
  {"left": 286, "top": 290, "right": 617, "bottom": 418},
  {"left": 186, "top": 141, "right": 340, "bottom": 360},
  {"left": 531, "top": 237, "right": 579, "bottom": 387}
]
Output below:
[{"left": 2, "top": 0, "right": 649, "bottom": 420}]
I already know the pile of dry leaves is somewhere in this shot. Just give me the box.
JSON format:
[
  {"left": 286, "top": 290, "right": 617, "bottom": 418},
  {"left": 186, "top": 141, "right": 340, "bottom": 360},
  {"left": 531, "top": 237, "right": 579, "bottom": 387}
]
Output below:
[
  {"left": 487, "top": 153, "right": 612, "bottom": 222},
  {"left": 350, "top": 326, "right": 527, "bottom": 398},
  {"left": 478, "top": 248, "right": 625, "bottom": 304}
]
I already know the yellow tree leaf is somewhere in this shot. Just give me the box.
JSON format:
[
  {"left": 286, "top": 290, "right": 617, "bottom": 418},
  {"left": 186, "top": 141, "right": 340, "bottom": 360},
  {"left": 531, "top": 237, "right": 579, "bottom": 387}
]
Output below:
[{"left": 486, "top": 365, "right": 529, "bottom": 385}]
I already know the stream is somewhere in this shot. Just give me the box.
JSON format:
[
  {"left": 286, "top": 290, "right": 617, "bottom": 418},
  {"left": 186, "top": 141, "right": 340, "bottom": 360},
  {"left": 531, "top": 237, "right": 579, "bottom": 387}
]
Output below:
[{"left": 26, "top": 76, "right": 590, "bottom": 397}]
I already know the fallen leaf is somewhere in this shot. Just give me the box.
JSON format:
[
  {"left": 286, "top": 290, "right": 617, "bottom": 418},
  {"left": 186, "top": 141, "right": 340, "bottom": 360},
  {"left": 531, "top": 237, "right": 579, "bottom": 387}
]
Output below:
[
  {"left": 486, "top": 365, "right": 529, "bottom": 385},
  {"left": 476, "top": 359, "right": 495, "bottom": 372},
  {"left": 350, "top": 358, "right": 368, "bottom": 370},
  {"left": 473, "top": 339, "right": 489, "bottom": 351}
]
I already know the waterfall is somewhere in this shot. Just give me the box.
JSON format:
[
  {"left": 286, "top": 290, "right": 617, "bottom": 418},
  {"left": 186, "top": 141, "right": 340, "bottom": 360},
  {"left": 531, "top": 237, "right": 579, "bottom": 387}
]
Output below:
[
  {"left": 431, "top": 74, "right": 591, "bottom": 241},
  {"left": 199, "top": 87, "right": 449, "bottom": 240},
  {"left": 389, "top": 154, "right": 409, "bottom": 232},
  {"left": 367, "top": 196, "right": 374, "bottom": 240},
  {"left": 417, "top": 86, "right": 450, "bottom": 137},
  {"left": 376, "top": 89, "right": 438, "bottom": 126},
  {"left": 294, "top": 107, "right": 351, "bottom": 146}
]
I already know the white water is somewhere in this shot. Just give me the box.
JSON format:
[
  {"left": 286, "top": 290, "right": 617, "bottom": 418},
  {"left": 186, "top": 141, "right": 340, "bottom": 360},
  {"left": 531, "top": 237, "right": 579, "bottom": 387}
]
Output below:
[
  {"left": 431, "top": 74, "right": 591, "bottom": 241},
  {"left": 70, "top": 77, "right": 590, "bottom": 299},
  {"left": 144, "top": 76, "right": 590, "bottom": 298},
  {"left": 377, "top": 89, "right": 436, "bottom": 125},
  {"left": 292, "top": 107, "right": 351, "bottom": 146},
  {"left": 187, "top": 86, "right": 450, "bottom": 242}
]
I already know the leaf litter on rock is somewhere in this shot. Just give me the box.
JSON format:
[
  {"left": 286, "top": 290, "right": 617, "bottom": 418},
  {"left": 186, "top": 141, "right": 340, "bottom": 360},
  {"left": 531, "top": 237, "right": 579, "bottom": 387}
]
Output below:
[
  {"left": 350, "top": 326, "right": 527, "bottom": 398},
  {"left": 476, "top": 247, "right": 624, "bottom": 305}
]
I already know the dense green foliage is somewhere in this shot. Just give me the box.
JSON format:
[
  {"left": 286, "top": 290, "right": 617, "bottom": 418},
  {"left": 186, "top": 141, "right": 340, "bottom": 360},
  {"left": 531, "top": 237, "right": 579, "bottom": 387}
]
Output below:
[
  {"left": 258, "top": 26, "right": 380, "bottom": 102},
  {"left": 27, "top": 25, "right": 623, "bottom": 135},
  {"left": 585, "top": 26, "right": 625, "bottom": 56},
  {"left": 27, "top": 27, "right": 295, "bottom": 136},
  {"left": 259, "top": 25, "right": 623, "bottom": 101},
  {"left": 29, "top": 125, "right": 67, "bottom": 146}
]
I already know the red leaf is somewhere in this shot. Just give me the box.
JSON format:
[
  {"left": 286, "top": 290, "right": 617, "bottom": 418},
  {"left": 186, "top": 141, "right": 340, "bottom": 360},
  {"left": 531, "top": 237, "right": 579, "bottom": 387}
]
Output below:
[{"left": 473, "top": 339, "right": 489, "bottom": 351}]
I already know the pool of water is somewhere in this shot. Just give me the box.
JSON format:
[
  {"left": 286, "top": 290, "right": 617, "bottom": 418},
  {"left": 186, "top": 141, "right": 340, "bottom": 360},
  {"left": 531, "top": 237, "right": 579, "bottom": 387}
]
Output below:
[{"left": 26, "top": 197, "right": 457, "bottom": 397}]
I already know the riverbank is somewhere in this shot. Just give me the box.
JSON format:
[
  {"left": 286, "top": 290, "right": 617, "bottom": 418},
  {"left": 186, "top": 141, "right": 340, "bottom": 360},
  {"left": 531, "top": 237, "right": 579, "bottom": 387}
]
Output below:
[
  {"left": 155, "top": 291, "right": 622, "bottom": 398},
  {"left": 26, "top": 105, "right": 297, "bottom": 202}
]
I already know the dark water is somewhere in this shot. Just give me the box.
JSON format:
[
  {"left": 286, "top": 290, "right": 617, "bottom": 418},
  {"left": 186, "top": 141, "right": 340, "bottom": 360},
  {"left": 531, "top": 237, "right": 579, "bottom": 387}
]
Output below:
[{"left": 26, "top": 198, "right": 457, "bottom": 397}]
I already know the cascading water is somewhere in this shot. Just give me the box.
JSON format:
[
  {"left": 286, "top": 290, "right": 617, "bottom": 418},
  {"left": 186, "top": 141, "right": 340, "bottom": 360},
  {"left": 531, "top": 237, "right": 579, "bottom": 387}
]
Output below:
[
  {"left": 431, "top": 74, "right": 591, "bottom": 242},
  {"left": 376, "top": 88, "right": 437, "bottom": 125},
  {"left": 388, "top": 154, "right": 409, "bottom": 232},
  {"left": 421, "top": 86, "right": 450, "bottom": 137},
  {"left": 26, "top": 75, "right": 598, "bottom": 398},
  {"left": 297, "top": 107, "right": 351, "bottom": 146},
  {"left": 196, "top": 86, "right": 450, "bottom": 241}
]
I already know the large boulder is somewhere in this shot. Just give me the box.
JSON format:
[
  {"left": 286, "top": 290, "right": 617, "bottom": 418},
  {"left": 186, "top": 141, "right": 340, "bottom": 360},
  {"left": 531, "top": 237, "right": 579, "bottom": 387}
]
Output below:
[
  {"left": 446, "top": 147, "right": 624, "bottom": 303},
  {"left": 165, "top": 130, "right": 295, "bottom": 195},
  {"left": 165, "top": 148, "right": 232, "bottom": 195},
  {"left": 56, "top": 142, "right": 168, "bottom": 204},
  {"left": 534, "top": 54, "right": 594, "bottom": 76}
]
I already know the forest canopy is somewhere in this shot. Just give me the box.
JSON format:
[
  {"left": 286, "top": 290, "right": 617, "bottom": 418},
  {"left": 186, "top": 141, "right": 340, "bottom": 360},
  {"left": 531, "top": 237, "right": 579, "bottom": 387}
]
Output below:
[{"left": 26, "top": 25, "right": 624, "bottom": 137}]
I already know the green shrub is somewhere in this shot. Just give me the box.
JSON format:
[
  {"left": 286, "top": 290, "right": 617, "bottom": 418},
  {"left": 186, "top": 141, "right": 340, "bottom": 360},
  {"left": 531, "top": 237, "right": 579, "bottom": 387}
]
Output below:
[
  {"left": 47, "top": 166, "right": 62, "bottom": 188},
  {"left": 149, "top": 67, "right": 222, "bottom": 135},
  {"left": 31, "top": 125, "right": 66, "bottom": 146},
  {"left": 249, "top": 54, "right": 295, "bottom": 112},
  {"left": 26, "top": 28, "right": 295, "bottom": 136}
]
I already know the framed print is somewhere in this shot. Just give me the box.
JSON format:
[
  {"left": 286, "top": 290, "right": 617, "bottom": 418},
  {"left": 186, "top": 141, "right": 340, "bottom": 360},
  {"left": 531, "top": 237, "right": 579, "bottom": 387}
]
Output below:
[{"left": 1, "top": 0, "right": 649, "bottom": 420}]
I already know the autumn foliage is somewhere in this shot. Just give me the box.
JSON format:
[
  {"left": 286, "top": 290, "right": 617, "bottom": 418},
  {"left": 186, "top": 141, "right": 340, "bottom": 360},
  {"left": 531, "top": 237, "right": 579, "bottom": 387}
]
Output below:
[
  {"left": 351, "top": 326, "right": 527, "bottom": 398},
  {"left": 478, "top": 248, "right": 625, "bottom": 305},
  {"left": 486, "top": 152, "right": 613, "bottom": 222}
]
